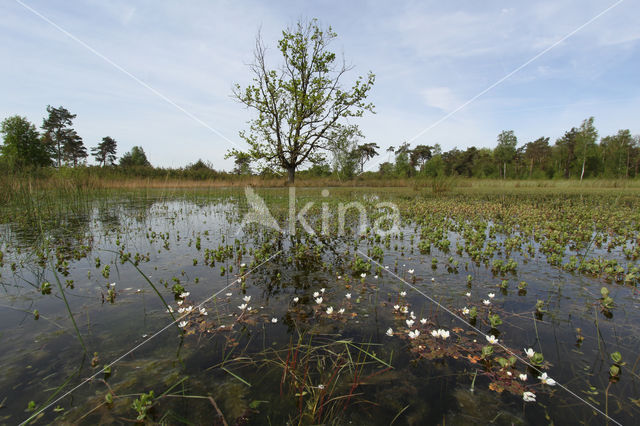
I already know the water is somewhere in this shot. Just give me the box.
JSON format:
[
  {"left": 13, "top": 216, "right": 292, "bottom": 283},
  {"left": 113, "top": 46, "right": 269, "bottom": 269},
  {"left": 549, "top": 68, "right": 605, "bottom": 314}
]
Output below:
[{"left": 1, "top": 188, "right": 639, "bottom": 424}]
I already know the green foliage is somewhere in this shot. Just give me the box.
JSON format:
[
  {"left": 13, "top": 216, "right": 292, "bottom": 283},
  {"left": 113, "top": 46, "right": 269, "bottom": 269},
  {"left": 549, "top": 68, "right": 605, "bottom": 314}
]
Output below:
[
  {"left": 231, "top": 18, "right": 375, "bottom": 183},
  {"left": 132, "top": 390, "right": 154, "bottom": 421},
  {"left": 488, "top": 313, "right": 502, "bottom": 328},
  {"left": 120, "top": 146, "right": 151, "bottom": 167},
  {"left": 91, "top": 136, "right": 117, "bottom": 167},
  {"left": 1, "top": 116, "right": 51, "bottom": 168},
  {"left": 41, "top": 105, "right": 84, "bottom": 167}
]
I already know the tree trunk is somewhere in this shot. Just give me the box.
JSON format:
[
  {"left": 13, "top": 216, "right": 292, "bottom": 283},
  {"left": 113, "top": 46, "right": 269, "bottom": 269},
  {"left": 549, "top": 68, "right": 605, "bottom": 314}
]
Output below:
[
  {"left": 580, "top": 156, "right": 586, "bottom": 183},
  {"left": 287, "top": 166, "right": 296, "bottom": 185},
  {"left": 626, "top": 147, "right": 630, "bottom": 179},
  {"left": 503, "top": 162, "right": 506, "bottom": 179},
  {"left": 529, "top": 158, "right": 533, "bottom": 178}
]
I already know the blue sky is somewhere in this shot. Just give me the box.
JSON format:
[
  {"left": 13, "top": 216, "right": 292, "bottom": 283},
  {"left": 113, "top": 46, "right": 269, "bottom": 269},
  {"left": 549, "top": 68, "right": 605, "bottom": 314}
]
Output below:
[{"left": 1, "top": 0, "right": 639, "bottom": 170}]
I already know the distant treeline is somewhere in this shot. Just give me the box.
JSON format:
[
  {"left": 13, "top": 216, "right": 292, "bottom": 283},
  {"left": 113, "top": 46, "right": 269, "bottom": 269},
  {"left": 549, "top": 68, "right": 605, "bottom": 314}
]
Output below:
[{"left": 1, "top": 107, "right": 639, "bottom": 180}]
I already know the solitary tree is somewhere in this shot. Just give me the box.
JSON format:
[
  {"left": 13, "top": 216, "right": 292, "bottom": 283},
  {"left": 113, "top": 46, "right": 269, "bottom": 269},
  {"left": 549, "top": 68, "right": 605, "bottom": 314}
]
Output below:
[
  {"left": 119, "top": 146, "right": 151, "bottom": 167},
  {"left": 0, "top": 115, "right": 51, "bottom": 168},
  {"left": 92, "top": 136, "right": 118, "bottom": 167},
  {"left": 41, "top": 105, "right": 77, "bottom": 167},
  {"left": 231, "top": 18, "right": 375, "bottom": 184}
]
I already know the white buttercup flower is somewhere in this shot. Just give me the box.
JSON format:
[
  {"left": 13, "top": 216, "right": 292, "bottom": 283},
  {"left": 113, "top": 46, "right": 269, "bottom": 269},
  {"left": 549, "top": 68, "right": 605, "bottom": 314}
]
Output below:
[
  {"left": 538, "top": 372, "right": 556, "bottom": 386},
  {"left": 408, "top": 330, "right": 420, "bottom": 339}
]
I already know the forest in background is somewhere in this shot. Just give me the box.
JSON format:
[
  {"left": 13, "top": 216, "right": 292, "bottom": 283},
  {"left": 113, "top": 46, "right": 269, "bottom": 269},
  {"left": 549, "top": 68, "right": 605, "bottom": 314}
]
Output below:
[{"left": 2, "top": 106, "right": 639, "bottom": 183}]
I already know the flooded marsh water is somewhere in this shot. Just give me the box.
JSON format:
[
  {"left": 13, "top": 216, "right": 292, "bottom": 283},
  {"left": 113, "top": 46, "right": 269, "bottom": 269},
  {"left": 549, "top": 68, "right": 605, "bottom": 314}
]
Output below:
[{"left": 1, "top": 187, "right": 640, "bottom": 424}]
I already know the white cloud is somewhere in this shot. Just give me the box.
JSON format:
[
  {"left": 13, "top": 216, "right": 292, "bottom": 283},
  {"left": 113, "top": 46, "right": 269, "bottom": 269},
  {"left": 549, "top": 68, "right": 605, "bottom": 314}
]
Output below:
[{"left": 421, "top": 87, "right": 462, "bottom": 112}]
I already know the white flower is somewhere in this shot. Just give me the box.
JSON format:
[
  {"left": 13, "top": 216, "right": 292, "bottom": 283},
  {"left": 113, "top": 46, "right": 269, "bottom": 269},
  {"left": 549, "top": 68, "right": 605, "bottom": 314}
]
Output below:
[
  {"left": 271, "top": 317, "right": 278, "bottom": 323},
  {"left": 179, "top": 292, "right": 190, "bottom": 298},
  {"left": 318, "top": 384, "right": 325, "bottom": 390},
  {"left": 177, "top": 299, "right": 184, "bottom": 306},
  {"left": 431, "top": 277, "right": 435, "bottom": 282},
  {"left": 337, "top": 275, "right": 342, "bottom": 279},
  {"left": 178, "top": 307, "right": 185, "bottom": 314},
  {"left": 338, "top": 308, "right": 345, "bottom": 314},
  {"left": 385, "top": 265, "right": 389, "bottom": 269},
  {"left": 199, "top": 307, "right": 208, "bottom": 316},
  {"left": 400, "top": 291, "right": 407, "bottom": 297},
  {"left": 166, "top": 306, "right": 174, "bottom": 313},
  {"left": 345, "top": 293, "right": 352, "bottom": 299},
  {"left": 243, "top": 295, "right": 251, "bottom": 303},
  {"left": 462, "top": 307, "right": 470, "bottom": 315},
  {"left": 483, "top": 299, "right": 491, "bottom": 306},
  {"left": 326, "top": 306, "right": 334, "bottom": 315},
  {"left": 439, "top": 329, "right": 450, "bottom": 339},
  {"left": 240, "top": 263, "right": 246, "bottom": 268},
  {"left": 293, "top": 297, "right": 299, "bottom": 303},
  {"left": 401, "top": 306, "right": 409, "bottom": 314},
  {"left": 408, "top": 269, "right": 414, "bottom": 274},
  {"left": 410, "top": 311, "right": 416, "bottom": 320},
  {"left": 238, "top": 303, "right": 247, "bottom": 310},
  {"left": 488, "top": 293, "right": 495, "bottom": 299},
  {"left": 360, "top": 273, "right": 367, "bottom": 278},
  {"left": 431, "top": 330, "right": 439, "bottom": 337},
  {"left": 178, "top": 320, "right": 188, "bottom": 328},
  {"left": 523, "top": 391, "right": 536, "bottom": 402},
  {"left": 315, "top": 297, "right": 323, "bottom": 304},
  {"left": 406, "top": 319, "right": 415, "bottom": 327},
  {"left": 393, "top": 304, "right": 400, "bottom": 311},
  {"left": 486, "top": 335, "right": 498, "bottom": 344},
  {"left": 519, "top": 374, "right": 527, "bottom": 381},
  {"left": 225, "top": 292, "right": 232, "bottom": 297},
  {"left": 538, "top": 372, "right": 556, "bottom": 386},
  {"left": 507, "top": 371, "right": 512, "bottom": 376},
  {"left": 109, "top": 282, "right": 116, "bottom": 287},
  {"left": 524, "top": 348, "right": 535, "bottom": 358},
  {"left": 420, "top": 318, "right": 427, "bottom": 325},
  {"left": 408, "top": 330, "right": 420, "bottom": 339},
  {"left": 374, "top": 275, "right": 379, "bottom": 279},
  {"left": 465, "top": 292, "right": 471, "bottom": 297},
  {"left": 313, "top": 291, "right": 320, "bottom": 298},
  {"left": 185, "top": 306, "right": 193, "bottom": 313},
  {"left": 320, "top": 288, "right": 326, "bottom": 293},
  {"left": 386, "top": 328, "right": 394, "bottom": 337}
]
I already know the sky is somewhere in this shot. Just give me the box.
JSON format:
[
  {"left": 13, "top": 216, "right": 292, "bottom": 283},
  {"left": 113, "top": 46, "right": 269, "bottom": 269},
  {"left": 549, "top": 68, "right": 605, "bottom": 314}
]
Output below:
[{"left": 1, "top": 0, "right": 639, "bottom": 170}]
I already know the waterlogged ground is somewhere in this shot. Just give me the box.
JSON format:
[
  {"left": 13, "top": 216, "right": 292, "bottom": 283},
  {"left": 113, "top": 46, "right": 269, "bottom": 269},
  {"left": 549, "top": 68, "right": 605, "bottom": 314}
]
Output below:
[{"left": 1, "top": 187, "right": 640, "bottom": 424}]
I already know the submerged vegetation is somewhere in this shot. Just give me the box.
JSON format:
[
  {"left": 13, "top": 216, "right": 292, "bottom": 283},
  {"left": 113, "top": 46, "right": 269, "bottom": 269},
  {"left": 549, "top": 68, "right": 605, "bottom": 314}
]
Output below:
[{"left": 1, "top": 185, "right": 640, "bottom": 424}]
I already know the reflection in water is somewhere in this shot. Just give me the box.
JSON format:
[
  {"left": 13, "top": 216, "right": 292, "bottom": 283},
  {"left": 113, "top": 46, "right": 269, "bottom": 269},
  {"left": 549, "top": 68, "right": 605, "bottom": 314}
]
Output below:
[{"left": 0, "top": 189, "right": 638, "bottom": 424}]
